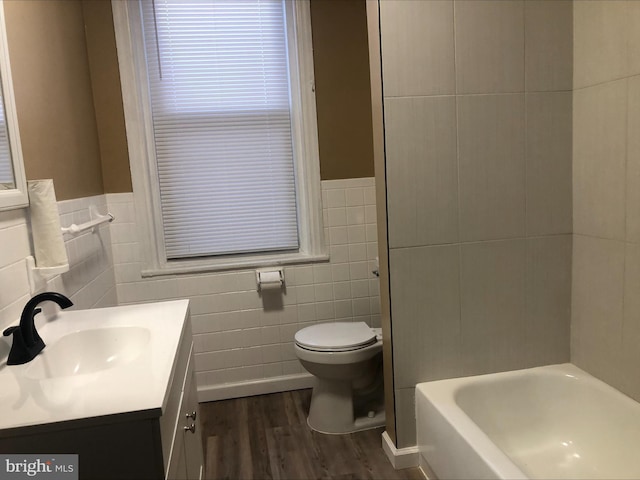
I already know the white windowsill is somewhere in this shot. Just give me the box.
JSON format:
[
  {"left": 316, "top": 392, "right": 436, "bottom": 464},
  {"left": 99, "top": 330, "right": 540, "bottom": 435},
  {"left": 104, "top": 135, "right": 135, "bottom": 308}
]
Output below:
[{"left": 140, "top": 251, "right": 330, "bottom": 277}]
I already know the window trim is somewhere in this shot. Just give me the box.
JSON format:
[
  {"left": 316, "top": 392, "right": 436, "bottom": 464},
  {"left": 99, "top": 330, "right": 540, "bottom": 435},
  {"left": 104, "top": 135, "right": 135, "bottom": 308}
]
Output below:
[
  {"left": 112, "top": 0, "right": 327, "bottom": 276},
  {"left": 0, "top": 0, "right": 28, "bottom": 211}
]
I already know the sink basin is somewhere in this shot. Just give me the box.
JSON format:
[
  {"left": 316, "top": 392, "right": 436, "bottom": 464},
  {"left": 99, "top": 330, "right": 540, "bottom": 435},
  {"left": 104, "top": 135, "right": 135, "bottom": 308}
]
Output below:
[
  {"left": 0, "top": 300, "right": 189, "bottom": 432},
  {"left": 25, "top": 326, "right": 151, "bottom": 380}
]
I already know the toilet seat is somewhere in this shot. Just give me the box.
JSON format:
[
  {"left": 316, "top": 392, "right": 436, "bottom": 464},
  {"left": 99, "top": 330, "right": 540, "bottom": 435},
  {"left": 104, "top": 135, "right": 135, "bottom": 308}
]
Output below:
[{"left": 295, "top": 322, "right": 377, "bottom": 352}]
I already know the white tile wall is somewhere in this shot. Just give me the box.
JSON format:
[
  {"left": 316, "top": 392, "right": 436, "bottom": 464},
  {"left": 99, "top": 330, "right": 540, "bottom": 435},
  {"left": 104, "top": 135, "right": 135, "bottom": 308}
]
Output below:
[
  {"left": 572, "top": 2, "right": 640, "bottom": 405},
  {"left": 0, "top": 210, "right": 31, "bottom": 333},
  {"left": 0, "top": 194, "right": 117, "bottom": 335},
  {"left": 1, "top": 180, "right": 376, "bottom": 394},
  {"left": 107, "top": 177, "right": 380, "bottom": 391},
  {"left": 49, "top": 195, "right": 117, "bottom": 310}
]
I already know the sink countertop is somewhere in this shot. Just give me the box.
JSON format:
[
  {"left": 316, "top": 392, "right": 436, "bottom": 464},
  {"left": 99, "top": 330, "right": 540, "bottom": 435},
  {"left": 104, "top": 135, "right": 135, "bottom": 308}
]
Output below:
[{"left": 0, "top": 299, "right": 190, "bottom": 434}]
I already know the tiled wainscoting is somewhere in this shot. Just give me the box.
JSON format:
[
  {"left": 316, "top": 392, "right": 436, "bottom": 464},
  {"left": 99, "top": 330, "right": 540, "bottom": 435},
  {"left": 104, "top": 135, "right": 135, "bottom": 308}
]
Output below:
[
  {"left": 0, "top": 209, "right": 32, "bottom": 332},
  {"left": 0, "top": 194, "right": 117, "bottom": 334},
  {"left": 48, "top": 195, "right": 117, "bottom": 310},
  {"left": 0, "top": 178, "right": 379, "bottom": 400},
  {"left": 107, "top": 177, "right": 380, "bottom": 400}
]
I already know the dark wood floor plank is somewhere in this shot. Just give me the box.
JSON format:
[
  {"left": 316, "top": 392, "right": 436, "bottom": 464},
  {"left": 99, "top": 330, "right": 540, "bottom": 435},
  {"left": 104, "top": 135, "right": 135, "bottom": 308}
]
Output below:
[
  {"left": 204, "top": 436, "right": 219, "bottom": 480},
  {"left": 260, "top": 389, "right": 291, "bottom": 429},
  {"left": 405, "top": 468, "right": 430, "bottom": 480},
  {"left": 312, "top": 429, "right": 365, "bottom": 478},
  {"left": 200, "top": 396, "right": 237, "bottom": 436},
  {"left": 345, "top": 429, "right": 383, "bottom": 479},
  {"left": 330, "top": 475, "right": 372, "bottom": 480},
  {"left": 235, "top": 398, "right": 255, "bottom": 480},
  {"left": 201, "top": 398, "right": 237, "bottom": 480},
  {"left": 247, "top": 396, "right": 274, "bottom": 480},
  {"left": 371, "top": 431, "right": 422, "bottom": 480},
  {"left": 281, "top": 390, "right": 308, "bottom": 426},
  {"left": 217, "top": 420, "right": 242, "bottom": 479},
  {"left": 200, "top": 389, "right": 424, "bottom": 480},
  {"left": 221, "top": 399, "right": 252, "bottom": 480},
  {"left": 266, "top": 425, "right": 320, "bottom": 480},
  {"left": 349, "top": 428, "right": 414, "bottom": 480}
]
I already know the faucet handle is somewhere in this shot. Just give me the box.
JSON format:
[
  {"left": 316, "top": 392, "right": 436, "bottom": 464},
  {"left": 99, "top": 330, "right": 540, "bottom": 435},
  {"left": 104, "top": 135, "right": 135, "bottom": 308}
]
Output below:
[
  {"left": 3, "top": 307, "right": 41, "bottom": 337},
  {"left": 3, "top": 326, "right": 18, "bottom": 337}
]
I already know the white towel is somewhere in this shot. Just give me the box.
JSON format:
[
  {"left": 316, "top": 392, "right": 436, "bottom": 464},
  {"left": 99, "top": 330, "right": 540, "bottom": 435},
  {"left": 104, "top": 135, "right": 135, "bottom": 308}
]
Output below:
[{"left": 27, "top": 179, "right": 68, "bottom": 268}]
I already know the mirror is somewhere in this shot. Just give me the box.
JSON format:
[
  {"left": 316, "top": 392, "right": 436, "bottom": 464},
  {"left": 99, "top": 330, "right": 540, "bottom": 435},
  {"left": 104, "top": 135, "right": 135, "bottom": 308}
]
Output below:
[{"left": 0, "top": 0, "right": 27, "bottom": 210}]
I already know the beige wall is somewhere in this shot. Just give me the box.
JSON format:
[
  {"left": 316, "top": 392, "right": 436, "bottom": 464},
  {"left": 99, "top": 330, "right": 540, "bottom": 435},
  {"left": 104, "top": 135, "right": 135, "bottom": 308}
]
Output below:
[
  {"left": 2, "top": 0, "right": 373, "bottom": 200},
  {"left": 0, "top": 0, "right": 373, "bottom": 200},
  {"left": 82, "top": 0, "right": 132, "bottom": 194},
  {"left": 571, "top": 0, "right": 640, "bottom": 401},
  {"left": 3, "top": 0, "right": 104, "bottom": 201},
  {"left": 379, "top": 0, "right": 573, "bottom": 448},
  {"left": 311, "top": 0, "right": 374, "bottom": 180}
]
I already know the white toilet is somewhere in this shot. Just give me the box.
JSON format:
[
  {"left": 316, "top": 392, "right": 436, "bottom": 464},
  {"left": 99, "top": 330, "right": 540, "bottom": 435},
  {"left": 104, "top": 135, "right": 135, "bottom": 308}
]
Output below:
[{"left": 294, "top": 321, "right": 385, "bottom": 434}]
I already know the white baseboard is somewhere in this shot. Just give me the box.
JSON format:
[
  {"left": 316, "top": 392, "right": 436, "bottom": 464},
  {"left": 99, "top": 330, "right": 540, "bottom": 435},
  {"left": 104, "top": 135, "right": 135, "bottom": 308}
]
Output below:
[
  {"left": 197, "top": 373, "right": 315, "bottom": 402},
  {"left": 381, "top": 431, "right": 419, "bottom": 470}
]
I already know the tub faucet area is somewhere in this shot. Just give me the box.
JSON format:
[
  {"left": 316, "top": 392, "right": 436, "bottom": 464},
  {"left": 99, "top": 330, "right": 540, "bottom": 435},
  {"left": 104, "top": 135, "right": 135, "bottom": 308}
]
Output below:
[{"left": 2, "top": 292, "right": 73, "bottom": 365}]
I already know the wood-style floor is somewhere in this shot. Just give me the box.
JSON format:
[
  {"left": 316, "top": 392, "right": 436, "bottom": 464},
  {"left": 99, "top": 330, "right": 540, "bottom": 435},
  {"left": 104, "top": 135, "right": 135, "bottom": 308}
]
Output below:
[{"left": 199, "top": 389, "right": 423, "bottom": 480}]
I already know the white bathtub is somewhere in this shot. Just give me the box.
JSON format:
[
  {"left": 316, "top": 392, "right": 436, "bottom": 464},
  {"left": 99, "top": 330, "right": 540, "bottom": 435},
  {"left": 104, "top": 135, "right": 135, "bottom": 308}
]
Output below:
[{"left": 416, "top": 364, "right": 640, "bottom": 479}]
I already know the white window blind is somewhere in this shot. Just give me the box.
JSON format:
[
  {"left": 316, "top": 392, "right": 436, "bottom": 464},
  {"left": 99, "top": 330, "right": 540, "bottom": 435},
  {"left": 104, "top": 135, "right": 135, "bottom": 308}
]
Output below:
[
  {"left": 141, "top": 0, "right": 299, "bottom": 259},
  {"left": 0, "top": 95, "right": 13, "bottom": 185}
]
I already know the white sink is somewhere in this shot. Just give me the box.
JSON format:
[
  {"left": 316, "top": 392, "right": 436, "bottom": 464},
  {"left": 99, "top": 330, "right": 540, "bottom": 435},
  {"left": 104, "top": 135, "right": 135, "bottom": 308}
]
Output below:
[
  {"left": 25, "top": 326, "right": 151, "bottom": 380},
  {"left": 0, "top": 300, "right": 189, "bottom": 431}
]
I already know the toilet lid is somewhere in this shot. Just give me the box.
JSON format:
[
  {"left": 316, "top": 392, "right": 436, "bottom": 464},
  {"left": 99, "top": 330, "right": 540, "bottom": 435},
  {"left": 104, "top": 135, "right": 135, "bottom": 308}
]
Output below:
[{"left": 295, "top": 322, "right": 377, "bottom": 352}]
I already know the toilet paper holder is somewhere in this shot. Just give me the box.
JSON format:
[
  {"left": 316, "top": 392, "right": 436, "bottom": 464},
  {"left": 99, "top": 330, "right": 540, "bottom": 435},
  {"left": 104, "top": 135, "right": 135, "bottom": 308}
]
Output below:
[
  {"left": 256, "top": 268, "right": 285, "bottom": 292},
  {"left": 25, "top": 255, "right": 69, "bottom": 295}
]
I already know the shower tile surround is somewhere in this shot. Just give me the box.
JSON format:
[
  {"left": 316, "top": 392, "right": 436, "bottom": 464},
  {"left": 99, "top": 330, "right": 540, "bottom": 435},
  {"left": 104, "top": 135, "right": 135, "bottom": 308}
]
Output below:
[
  {"left": 572, "top": 1, "right": 640, "bottom": 403},
  {"left": 380, "top": 0, "right": 573, "bottom": 448},
  {"left": 106, "top": 178, "right": 381, "bottom": 398}
]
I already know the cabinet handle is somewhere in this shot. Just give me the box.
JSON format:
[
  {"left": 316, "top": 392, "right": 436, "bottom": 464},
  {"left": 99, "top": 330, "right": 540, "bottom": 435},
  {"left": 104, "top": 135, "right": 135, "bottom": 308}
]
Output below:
[
  {"left": 185, "top": 411, "right": 197, "bottom": 421},
  {"left": 184, "top": 423, "right": 196, "bottom": 434}
]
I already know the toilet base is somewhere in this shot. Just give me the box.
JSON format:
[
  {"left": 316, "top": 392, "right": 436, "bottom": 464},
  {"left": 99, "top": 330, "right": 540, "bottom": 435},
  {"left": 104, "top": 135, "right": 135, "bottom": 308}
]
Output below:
[
  {"left": 308, "top": 409, "right": 385, "bottom": 435},
  {"left": 306, "top": 377, "right": 385, "bottom": 435}
]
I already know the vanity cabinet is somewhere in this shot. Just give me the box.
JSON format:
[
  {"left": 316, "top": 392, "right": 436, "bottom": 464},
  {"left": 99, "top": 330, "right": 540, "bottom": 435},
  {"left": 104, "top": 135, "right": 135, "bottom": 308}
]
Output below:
[
  {"left": 165, "top": 352, "right": 204, "bottom": 480},
  {"left": 0, "top": 300, "right": 204, "bottom": 480},
  {"left": 162, "top": 320, "right": 205, "bottom": 480}
]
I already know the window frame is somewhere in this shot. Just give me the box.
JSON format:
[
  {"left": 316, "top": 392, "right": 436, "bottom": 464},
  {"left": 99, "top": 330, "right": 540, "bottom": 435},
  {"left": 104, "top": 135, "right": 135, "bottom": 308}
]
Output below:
[
  {"left": 0, "top": 0, "right": 28, "bottom": 211},
  {"left": 112, "top": 0, "right": 327, "bottom": 276}
]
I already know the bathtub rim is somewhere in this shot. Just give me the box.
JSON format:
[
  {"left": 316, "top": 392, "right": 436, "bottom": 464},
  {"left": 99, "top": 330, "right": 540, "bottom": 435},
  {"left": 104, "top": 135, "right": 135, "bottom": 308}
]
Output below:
[
  {"left": 416, "top": 377, "right": 528, "bottom": 480},
  {"left": 415, "top": 362, "right": 639, "bottom": 480}
]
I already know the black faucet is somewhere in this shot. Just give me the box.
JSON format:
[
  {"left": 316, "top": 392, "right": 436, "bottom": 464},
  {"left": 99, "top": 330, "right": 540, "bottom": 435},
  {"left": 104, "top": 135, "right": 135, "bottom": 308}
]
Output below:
[{"left": 3, "top": 292, "right": 73, "bottom": 365}]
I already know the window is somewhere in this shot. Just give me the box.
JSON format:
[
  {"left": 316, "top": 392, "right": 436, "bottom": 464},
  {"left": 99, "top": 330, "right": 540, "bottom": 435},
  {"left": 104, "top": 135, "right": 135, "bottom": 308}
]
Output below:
[
  {"left": 0, "top": 95, "right": 12, "bottom": 185},
  {"left": 113, "top": 0, "right": 326, "bottom": 274}
]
